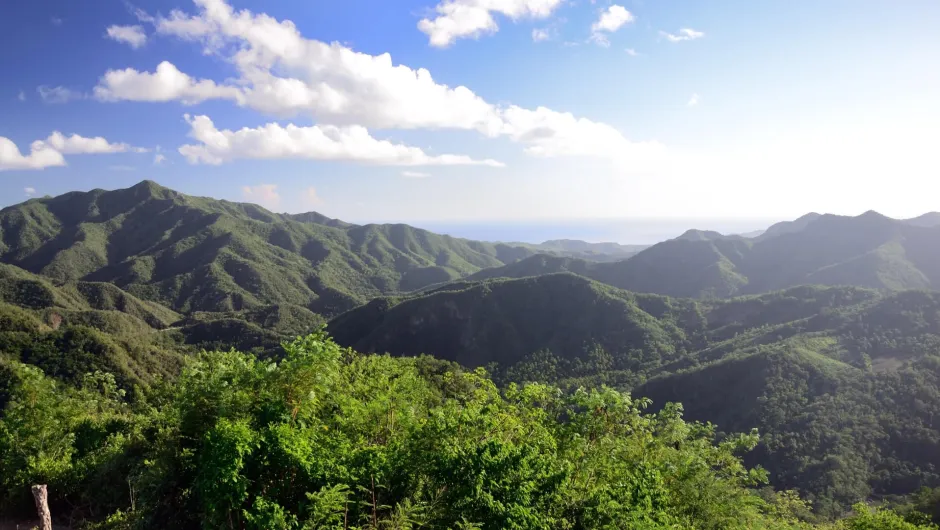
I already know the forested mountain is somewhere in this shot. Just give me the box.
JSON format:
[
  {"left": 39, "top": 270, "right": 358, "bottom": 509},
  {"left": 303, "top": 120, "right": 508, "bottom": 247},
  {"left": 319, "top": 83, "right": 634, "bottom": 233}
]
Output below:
[
  {"left": 3, "top": 182, "right": 940, "bottom": 527},
  {"left": 0, "top": 180, "right": 544, "bottom": 316},
  {"left": 329, "top": 274, "right": 940, "bottom": 515},
  {"left": 329, "top": 273, "right": 700, "bottom": 371},
  {"left": 472, "top": 211, "right": 940, "bottom": 298}
]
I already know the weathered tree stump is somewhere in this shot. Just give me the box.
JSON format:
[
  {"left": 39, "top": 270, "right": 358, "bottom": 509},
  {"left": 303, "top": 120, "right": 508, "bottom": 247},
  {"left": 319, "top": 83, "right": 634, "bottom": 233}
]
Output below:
[{"left": 31, "top": 484, "right": 52, "bottom": 530}]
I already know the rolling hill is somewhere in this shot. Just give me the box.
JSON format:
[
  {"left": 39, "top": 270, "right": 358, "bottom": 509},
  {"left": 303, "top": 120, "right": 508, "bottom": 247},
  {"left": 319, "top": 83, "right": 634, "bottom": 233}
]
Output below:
[{"left": 471, "top": 211, "right": 940, "bottom": 298}]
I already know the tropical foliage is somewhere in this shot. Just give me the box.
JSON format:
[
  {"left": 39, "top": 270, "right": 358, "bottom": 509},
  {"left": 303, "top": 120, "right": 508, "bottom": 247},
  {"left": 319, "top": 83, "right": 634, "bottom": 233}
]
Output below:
[{"left": 2, "top": 332, "right": 936, "bottom": 529}]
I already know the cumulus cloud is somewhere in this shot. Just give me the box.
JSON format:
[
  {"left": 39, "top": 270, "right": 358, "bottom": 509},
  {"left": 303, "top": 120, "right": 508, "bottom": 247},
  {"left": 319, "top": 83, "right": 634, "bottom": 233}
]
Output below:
[
  {"left": 592, "top": 5, "right": 633, "bottom": 33},
  {"left": 17, "top": 91, "right": 25, "bottom": 102},
  {"left": 37, "top": 85, "right": 84, "bottom": 104},
  {"left": 660, "top": 28, "right": 704, "bottom": 42},
  {"left": 687, "top": 93, "right": 700, "bottom": 107},
  {"left": 178, "top": 114, "right": 505, "bottom": 167},
  {"left": 24, "top": 187, "right": 37, "bottom": 197},
  {"left": 106, "top": 24, "right": 148, "bottom": 48},
  {"left": 402, "top": 171, "right": 432, "bottom": 178},
  {"left": 625, "top": 48, "right": 639, "bottom": 56},
  {"left": 242, "top": 184, "right": 280, "bottom": 209},
  {"left": 590, "top": 5, "right": 633, "bottom": 46},
  {"left": 0, "top": 137, "right": 66, "bottom": 171},
  {"left": 154, "top": 153, "right": 167, "bottom": 165},
  {"left": 94, "top": 61, "right": 243, "bottom": 104},
  {"left": 99, "top": 0, "right": 657, "bottom": 163},
  {"left": 0, "top": 131, "right": 145, "bottom": 172},
  {"left": 417, "top": 0, "right": 565, "bottom": 48},
  {"left": 37, "top": 131, "right": 144, "bottom": 154}
]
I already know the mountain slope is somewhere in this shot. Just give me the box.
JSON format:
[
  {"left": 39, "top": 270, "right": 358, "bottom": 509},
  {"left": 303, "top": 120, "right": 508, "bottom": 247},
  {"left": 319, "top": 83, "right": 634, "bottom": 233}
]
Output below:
[
  {"left": 0, "top": 181, "right": 541, "bottom": 315},
  {"left": 471, "top": 211, "right": 940, "bottom": 298},
  {"left": 329, "top": 273, "right": 702, "bottom": 369}
]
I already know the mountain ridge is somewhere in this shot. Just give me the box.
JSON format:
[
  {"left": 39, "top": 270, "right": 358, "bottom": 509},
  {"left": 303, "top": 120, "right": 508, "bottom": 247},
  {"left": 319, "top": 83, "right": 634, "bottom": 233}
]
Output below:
[{"left": 471, "top": 210, "right": 940, "bottom": 298}]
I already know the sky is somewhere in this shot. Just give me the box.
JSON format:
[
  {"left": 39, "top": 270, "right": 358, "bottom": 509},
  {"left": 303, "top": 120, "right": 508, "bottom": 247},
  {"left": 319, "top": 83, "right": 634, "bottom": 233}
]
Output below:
[{"left": 1, "top": 0, "right": 939, "bottom": 228}]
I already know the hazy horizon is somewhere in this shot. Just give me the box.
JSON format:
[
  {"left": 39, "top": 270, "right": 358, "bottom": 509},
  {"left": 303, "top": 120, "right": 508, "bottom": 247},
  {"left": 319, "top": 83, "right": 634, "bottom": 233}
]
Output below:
[{"left": 410, "top": 218, "right": 777, "bottom": 245}]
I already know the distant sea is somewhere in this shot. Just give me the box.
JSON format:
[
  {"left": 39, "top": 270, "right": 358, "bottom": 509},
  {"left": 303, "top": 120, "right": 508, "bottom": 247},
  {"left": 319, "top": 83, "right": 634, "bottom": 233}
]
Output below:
[{"left": 413, "top": 218, "right": 783, "bottom": 246}]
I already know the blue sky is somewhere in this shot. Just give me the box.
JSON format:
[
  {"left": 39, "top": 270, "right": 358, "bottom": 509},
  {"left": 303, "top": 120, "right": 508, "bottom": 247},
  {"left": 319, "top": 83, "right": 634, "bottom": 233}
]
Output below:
[{"left": 1, "top": 0, "right": 939, "bottom": 225}]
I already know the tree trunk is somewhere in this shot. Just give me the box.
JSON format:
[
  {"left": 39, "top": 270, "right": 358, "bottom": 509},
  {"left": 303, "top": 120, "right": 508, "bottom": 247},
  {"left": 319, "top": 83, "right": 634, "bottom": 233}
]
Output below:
[{"left": 31, "top": 484, "right": 52, "bottom": 530}]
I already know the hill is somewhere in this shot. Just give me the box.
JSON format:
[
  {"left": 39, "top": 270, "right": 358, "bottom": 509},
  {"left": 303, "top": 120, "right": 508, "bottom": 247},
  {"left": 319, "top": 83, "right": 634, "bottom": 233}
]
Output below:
[
  {"left": 756, "top": 212, "right": 824, "bottom": 241},
  {"left": 0, "top": 180, "right": 543, "bottom": 316},
  {"left": 329, "top": 273, "right": 701, "bottom": 371},
  {"left": 0, "top": 262, "right": 327, "bottom": 390},
  {"left": 327, "top": 275, "right": 940, "bottom": 515},
  {"left": 904, "top": 212, "right": 940, "bottom": 228},
  {"left": 470, "top": 211, "right": 940, "bottom": 298}
]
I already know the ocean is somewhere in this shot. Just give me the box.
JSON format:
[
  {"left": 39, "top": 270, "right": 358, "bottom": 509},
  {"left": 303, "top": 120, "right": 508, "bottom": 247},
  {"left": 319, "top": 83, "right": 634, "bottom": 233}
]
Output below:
[{"left": 412, "top": 218, "right": 782, "bottom": 246}]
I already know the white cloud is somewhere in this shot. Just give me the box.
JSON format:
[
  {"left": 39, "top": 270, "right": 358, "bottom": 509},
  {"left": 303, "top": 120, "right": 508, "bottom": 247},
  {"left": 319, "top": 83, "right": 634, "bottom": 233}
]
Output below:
[
  {"left": 36, "top": 131, "right": 143, "bottom": 154},
  {"left": 17, "top": 91, "right": 25, "bottom": 102},
  {"left": 94, "top": 61, "right": 243, "bottom": 104},
  {"left": 532, "top": 28, "right": 550, "bottom": 42},
  {"left": 498, "top": 106, "right": 665, "bottom": 163},
  {"left": 687, "top": 93, "right": 700, "bottom": 107},
  {"left": 50, "top": 17, "right": 63, "bottom": 26},
  {"left": 154, "top": 153, "right": 167, "bottom": 165},
  {"left": 625, "top": 48, "right": 638, "bottom": 56},
  {"left": 0, "top": 137, "right": 66, "bottom": 171},
  {"left": 0, "top": 131, "right": 141, "bottom": 171},
  {"left": 590, "top": 5, "right": 633, "bottom": 47},
  {"left": 302, "top": 187, "right": 324, "bottom": 207},
  {"left": 37, "top": 85, "right": 84, "bottom": 104},
  {"left": 178, "top": 114, "right": 505, "bottom": 167},
  {"left": 104, "top": 0, "right": 656, "bottom": 164},
  {"left": 402, "top": 171, "right": 432, "bottom": 178},
  {"left": 24, "top": 187, "right": 37, "bottom": 196},
  {"left": 592, "top": 5, "right": 633, "bottom": 32},
  {"left": 660, "top": 28, "right": 704, "bottom": 42},
  {"left": 242, "top": 184, "right": 280, "bottom": 209},
  {"left": 106, "top": 25, "right": 148, "bottom": 48},
  {"left": 417, "top": 0, "right": 565, "bottom": 48}
]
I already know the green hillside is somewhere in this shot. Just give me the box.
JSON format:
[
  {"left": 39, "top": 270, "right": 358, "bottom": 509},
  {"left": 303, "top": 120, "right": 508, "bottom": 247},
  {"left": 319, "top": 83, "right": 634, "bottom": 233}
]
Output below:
[
  {"left": 0, "top": 263, "right": 328, "bottom": 391},
  {"left": 328, "top": 275, "right": 940, "bottom": 515},
  {"left": 0, "top": 181, "right": 542, "bottom": 316},
  {"left": 329, "top": 273, "right": 702, "bottom": 370},
  {"left": 472, "top": 211, "right": 940, "bottom": 298}
]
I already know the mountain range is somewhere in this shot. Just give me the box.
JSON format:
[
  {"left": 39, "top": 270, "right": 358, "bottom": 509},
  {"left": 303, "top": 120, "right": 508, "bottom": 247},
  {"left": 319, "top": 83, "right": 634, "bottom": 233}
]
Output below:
[
  {"left": 3, "top": 181, "right": 940, "bottom": 517},
  {"left": 470, "top": 210, "right": 940, "bottom": 298}
]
